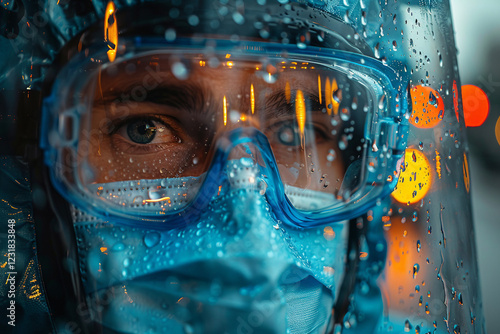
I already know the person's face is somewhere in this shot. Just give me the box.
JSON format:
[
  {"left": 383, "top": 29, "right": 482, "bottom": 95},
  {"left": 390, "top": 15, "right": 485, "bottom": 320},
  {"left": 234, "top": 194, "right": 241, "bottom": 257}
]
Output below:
[{"left": 66, "top": 52, "right": 355, "bottom": 332}]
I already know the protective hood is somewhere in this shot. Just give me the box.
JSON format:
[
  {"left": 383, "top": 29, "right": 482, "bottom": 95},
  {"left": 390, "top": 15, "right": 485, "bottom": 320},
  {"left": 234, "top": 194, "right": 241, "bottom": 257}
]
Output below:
[{"left": 0, "top": 0, "right": 371, "bottom": 91}]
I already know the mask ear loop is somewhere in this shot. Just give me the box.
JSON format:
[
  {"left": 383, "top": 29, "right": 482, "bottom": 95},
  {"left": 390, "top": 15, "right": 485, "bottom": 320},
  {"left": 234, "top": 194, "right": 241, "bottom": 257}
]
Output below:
[
  {"left": 38, "top": 163, "right": 98, "bottom": 333},
  {"left": 331, "top": 214, "right": 368, "bottom": 333}
]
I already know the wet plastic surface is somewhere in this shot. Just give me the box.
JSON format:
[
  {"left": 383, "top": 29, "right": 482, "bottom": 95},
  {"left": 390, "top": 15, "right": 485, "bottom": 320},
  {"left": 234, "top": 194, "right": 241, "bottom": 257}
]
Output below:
[{"left": 0, "top": 0, "right": 485, "bottom": 333}]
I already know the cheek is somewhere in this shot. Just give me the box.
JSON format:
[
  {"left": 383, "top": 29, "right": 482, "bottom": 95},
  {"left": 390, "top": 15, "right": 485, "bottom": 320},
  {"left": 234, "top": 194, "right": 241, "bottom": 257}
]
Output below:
[
  {"left": 314, "top": 144, "right": 345, "bottom": 186},
  {"left": 319, "top": 144, "right": 345, "bottom": 175},
  {"left": 85, "top": 145, "right": 200, "bottom": 183}
]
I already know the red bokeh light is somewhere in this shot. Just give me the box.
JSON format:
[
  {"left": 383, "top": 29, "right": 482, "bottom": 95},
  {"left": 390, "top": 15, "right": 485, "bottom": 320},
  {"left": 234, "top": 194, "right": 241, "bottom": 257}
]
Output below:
[{"left": 462, "top": 85, "right": 490, "bottom": 127}]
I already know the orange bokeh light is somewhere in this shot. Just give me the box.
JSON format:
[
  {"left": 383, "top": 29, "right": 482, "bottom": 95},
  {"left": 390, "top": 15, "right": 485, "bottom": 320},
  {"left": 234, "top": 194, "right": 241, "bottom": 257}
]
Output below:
[
  {"left": 381, "top": 214, "right": 430, "bottom": 321},
  {"left": 463, "top": 153, "right": 470, "bottom": 193},
  {"left": 409, "top": 85, "right": 444, "bottom": 129},
  {"left": 462, "top": 85, "right": 489, "bottom": 127},
  {"left": 104, "top": 1, "right": 118, "bottom": 63},
  {"left": 495, "top": 117, "right": 500, "bottom": 146}
]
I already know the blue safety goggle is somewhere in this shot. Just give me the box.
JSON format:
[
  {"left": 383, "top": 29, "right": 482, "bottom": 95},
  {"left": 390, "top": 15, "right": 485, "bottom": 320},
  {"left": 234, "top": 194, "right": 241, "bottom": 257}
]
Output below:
[{"left": 41, "top": 37, "right": 409, "bottom": 229}]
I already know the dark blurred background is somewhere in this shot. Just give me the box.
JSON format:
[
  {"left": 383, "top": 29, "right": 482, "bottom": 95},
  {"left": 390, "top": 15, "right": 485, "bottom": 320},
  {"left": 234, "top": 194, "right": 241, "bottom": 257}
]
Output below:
[{"left": 451, "top": 1, "right": 500, "bottom": 332}]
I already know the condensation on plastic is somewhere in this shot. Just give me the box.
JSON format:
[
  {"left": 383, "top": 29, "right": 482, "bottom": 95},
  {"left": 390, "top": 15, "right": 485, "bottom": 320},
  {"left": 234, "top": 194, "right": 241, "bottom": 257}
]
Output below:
[
  {"left": 338, "top": 1, "right": 485, "bottom": 334},
  {"left": 0, "top": 0, "right": 485, "bottom": 334}
]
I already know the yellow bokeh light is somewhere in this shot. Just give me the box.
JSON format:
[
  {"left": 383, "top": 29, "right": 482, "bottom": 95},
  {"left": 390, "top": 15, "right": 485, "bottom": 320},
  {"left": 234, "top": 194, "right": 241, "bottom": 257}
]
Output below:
[
  {"left": 325, "top": 77, "right": 332, "bottom": 115},
  {"left": 223, "top": 96, "right": 227, "bottom": 126},
  {"left": 392, "top": 149, "right": 432, "bottom": 204},
  {"left": 331, "top": 78, "right": 341, "bottom": 116},
  {"left": 295, "top": 89, "right": 306, "bottom": 149},
  {"left": 250, "top": 84, "right": 255, "bottom": 114},
  {"left": 317, "top": 75, "right": 322, "bottom": 105}
]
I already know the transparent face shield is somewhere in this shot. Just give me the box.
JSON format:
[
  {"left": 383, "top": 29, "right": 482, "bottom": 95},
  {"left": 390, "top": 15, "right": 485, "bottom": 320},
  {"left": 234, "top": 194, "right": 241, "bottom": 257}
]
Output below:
[
  {"left": 41, "top": 38, "right": 408, "bottom": 229},
  {"left": 23, "top": 0, "right": 485, "bottom": 333},
  {"left": 330, "top": 1, "right": 485, "bottom": 333}
]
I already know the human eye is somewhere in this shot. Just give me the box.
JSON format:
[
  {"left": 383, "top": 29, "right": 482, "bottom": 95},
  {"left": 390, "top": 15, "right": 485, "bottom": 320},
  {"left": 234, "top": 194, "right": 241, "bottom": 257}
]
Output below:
[
  {"left": 268, "top": 120, "right": 328, "bottom": 148},
  {"left": 271, "top": 121, "right": 301, "bottom": 147},
  {"left": 109, "top": 115, "right": 183, "bottom": 154}
]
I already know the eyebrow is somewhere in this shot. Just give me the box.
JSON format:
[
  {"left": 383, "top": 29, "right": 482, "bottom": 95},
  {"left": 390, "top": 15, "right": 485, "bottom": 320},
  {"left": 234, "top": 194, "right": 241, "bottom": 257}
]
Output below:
[
  {"left": 96, "top": 81, "right": 220, "bottom": 117},
  {"left": 264, "top": 88, "right": 324, "bottom": 119},
  {"left": 96, "top": 79, "right": 324, "bottom": 120}
]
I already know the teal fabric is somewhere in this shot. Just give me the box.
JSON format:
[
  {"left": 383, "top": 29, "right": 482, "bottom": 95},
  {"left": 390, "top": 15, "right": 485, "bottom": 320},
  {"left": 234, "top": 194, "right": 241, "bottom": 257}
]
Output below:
[{"left": 0, "top": 156, "right": 53, "bottom": 333}]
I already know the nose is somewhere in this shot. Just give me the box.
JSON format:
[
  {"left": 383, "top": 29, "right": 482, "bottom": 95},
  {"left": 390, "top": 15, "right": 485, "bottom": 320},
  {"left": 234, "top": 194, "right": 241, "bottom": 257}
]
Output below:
[
  {"left": 225, "top": 142, "right": 268, "bottom": 190},
  {"left": 206, "top": 142, "right": 280, "bottom": 243}
]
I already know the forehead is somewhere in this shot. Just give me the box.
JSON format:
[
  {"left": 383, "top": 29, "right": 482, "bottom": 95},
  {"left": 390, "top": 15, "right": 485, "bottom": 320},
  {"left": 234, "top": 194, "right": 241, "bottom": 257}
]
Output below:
[{"left": 96, "top": 53, "right": 323, "bottom": 96}]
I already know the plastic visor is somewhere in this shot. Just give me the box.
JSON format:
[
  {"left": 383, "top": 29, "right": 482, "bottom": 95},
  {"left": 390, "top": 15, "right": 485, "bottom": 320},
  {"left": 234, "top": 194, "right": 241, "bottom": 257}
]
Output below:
[{"left": 41, "top": 38, "right": 409, "bottom": 228}]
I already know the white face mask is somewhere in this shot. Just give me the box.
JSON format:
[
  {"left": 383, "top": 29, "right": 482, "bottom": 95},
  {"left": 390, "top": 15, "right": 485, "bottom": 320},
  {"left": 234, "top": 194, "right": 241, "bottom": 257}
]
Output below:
[{"left": 72, "top": 159, "right": 349, "bottom": 333}]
